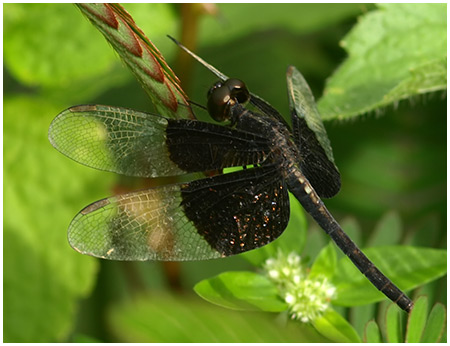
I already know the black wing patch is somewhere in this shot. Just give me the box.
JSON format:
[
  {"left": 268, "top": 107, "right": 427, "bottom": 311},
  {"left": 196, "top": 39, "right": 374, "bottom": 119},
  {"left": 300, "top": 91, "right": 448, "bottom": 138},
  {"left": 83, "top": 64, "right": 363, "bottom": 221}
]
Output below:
[
  {"left": 286, "top": 66, "right": 341, "bottom": 198},
  {"left": 181, "top": 164, "right": 289, "bottom": 256},
  {"left": 292, "top": 115, "right": 341, "bottom": 198},
  {"left": 49, "top": 105, "right": 272, "bottom": 178},
  {"left": 249, "top": 93, "right": 289, "bottom": 126},
  {"left": 166, "top": 119, "right": 271, "bottom": 173},
  {"left": 68, "top": 165, "right": 289, "bottom": 260}
]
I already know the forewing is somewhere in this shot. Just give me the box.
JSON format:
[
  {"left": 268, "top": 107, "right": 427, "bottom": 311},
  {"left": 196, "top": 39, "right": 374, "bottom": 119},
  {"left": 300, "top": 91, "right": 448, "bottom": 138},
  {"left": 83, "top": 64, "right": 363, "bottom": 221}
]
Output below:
[
  {"left": 49, "top": 105, "right": 272, "bottom": 177},
  {"left": 249, "top": 93, "right": 288, "bottom": 126},
  {"left": 68, "top": 165, "right": 290, "bottom": 260},
  {"left": 166, "top": 119, "right": 271, "bottom": 173},
  {"left": 48, "top": 105, "right": 186, "bottom": 178},
  {"left": 286, "top": 66, "right": 341, "bottom": 198}
]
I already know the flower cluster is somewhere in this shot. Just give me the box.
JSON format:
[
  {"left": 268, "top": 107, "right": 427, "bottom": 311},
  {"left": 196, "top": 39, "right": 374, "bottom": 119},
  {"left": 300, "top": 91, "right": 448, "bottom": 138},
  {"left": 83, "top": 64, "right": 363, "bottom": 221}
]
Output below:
[{"left": 263, "top": 251, "right": 336, "bottom": 323}]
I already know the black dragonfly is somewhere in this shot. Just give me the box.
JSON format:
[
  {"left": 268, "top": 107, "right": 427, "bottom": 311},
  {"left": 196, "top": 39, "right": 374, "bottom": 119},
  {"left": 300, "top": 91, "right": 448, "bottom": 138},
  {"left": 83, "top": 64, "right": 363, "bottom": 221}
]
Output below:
[{"left": 48, "top": 37, "right": 413, "bottom": 313}]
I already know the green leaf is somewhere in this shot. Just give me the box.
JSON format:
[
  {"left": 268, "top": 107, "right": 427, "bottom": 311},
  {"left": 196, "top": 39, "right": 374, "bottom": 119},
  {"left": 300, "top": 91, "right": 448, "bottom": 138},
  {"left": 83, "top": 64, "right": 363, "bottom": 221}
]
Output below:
[
  {"left": 364, "top": 320, "right": 382, "bottom": 343},
  {"left": 319, "top": 3, "right": 447, "bottom": 119},
  {"left": 309, "top": 241, "right": 337, "bottom": 279},
  {"left": 406, "top": 296, "right": 428, "bottom": 342},
  {"left": 4, "top": 97, "right": 103, "bottom": 341},
  {"left": 385, "top": 303, "right": 404, "bottom": 343},
  {"left": 361, "top": 297, "right": 446, "bottom": 343},
  {"left": 421, "top": 303, "right": 446, "bottom": 343},
  {"left": 108, "top": 293, "right": 330, "bottom": 342},
  {"left": 368, "top": 211, "right": 402, "bottom": 247},
  {"left": 313, "top": 309, "right": 361, "bottom": 343},
  {"left": 349, "top": 304, "right": 377, "bottom": 339},
  {"left": 194, "top": 271, "right": 287, "bottom": 312},
  {"left": 333, "top": 246, "right": 447, "bottom": 306}
]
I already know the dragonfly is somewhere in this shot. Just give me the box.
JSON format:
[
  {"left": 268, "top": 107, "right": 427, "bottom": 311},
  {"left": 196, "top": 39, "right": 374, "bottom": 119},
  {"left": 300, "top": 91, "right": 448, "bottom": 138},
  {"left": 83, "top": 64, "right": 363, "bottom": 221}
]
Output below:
[{"left": 48, "top": 36, "right": 413, "bottom": 313}]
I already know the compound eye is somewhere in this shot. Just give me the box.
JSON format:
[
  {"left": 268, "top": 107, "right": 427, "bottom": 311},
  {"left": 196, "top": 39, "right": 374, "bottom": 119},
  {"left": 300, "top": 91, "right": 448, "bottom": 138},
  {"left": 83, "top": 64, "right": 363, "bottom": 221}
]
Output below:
[
  {"left": 207, "top": 85, "right": 233, "bottom": 122},
  {"left": 207, "top": 80, "right": 223, "bottom": 98},
  {"left": 224, "top": 78, "right": 250, "bottom": 104}
]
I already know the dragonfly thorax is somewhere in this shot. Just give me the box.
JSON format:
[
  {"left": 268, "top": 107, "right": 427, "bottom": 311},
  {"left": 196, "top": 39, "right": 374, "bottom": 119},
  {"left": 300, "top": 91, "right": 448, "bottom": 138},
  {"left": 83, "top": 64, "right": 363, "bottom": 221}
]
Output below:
[{"left": 233, "top": 106, "right": 300, "bottom": 176}]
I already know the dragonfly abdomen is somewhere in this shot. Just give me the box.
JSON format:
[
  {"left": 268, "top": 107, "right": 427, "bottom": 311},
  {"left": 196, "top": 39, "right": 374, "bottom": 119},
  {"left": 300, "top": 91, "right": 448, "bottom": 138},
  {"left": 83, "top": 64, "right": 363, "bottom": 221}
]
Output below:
[{"left": 286, "top": 168, "right": 413, "bottom": 312}]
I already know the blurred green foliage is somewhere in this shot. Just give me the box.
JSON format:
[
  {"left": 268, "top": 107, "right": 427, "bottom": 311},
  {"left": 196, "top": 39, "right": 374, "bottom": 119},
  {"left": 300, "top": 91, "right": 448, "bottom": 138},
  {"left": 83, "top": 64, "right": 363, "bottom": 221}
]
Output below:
[
  {"left": 363, "top": 296, "right": 446, "bottom": 343},
  {"left": 4, "top": 3, "right": 446, "bottom": 342},
  {"left": 108, "top": 292, "right": 330, "bottom": 342},
  {"left": 319, "top": 3, "right": 446, "bottom": 119}
]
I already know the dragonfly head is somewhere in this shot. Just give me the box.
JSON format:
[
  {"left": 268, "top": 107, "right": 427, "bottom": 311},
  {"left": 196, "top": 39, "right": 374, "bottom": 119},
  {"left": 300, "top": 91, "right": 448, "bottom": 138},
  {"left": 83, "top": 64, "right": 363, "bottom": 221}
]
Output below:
[{"left": 207, "top": 78, "right": 250, "bottom": 122}]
